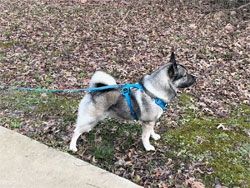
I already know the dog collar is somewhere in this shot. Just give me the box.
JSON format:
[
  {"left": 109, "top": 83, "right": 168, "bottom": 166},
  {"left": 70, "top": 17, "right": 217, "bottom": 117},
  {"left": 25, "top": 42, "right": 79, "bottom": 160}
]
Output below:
[
  {"left": 121, "top": 83, "right": 166, "bottom": 120},
  {"left": 154, "top": 98, "right": 166, "bottom": 110},
  {"left": 138, "top": 82, "right": 167, "bottom": 110}
]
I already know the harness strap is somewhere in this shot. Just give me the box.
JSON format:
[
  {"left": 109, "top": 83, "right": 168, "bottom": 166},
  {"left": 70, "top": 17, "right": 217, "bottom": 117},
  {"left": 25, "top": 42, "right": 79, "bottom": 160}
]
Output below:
[
  {"left": 121, "top": 83, "right": 166, "bottom": 120},
  {"left": 121, "top": 83, "right": 143, "bottom": 120}
]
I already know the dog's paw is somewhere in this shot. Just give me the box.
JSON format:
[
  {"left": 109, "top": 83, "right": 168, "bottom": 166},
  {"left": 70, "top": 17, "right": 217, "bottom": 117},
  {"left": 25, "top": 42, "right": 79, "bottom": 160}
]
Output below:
[
  {"left": 144, "top": 144, "right": 155, "bottom": 151},
  {"left": 151, "top": 133, "right": 161, "bottom": 141},
  {"left": 69, "top": 145, "right": 78, "bottom": 152}
]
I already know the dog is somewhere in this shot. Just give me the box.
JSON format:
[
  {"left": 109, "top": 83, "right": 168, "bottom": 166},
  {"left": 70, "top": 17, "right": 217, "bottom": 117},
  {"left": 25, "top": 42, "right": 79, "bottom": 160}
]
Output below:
[{"left": 69, "top": 52, "right": 196, "bottom": 152}]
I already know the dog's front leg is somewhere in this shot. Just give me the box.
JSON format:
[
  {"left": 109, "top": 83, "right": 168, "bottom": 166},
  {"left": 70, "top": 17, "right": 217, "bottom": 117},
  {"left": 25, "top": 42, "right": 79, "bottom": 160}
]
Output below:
[
  {"left": 150, "top": 129, "right": 161, "bottom": 141},
  {"left": 142, "top": 122, "right": 156, "bottom": 151}
]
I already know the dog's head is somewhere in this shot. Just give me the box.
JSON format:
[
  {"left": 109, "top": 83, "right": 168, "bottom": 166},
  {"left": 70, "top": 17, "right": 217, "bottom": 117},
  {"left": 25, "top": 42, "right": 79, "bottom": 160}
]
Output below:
[
  {"left": 167, "top": 52, "right": 196, "bottom": 89},
  {"left": 140, "top": 52, "right": 196, "bottom": 103}
]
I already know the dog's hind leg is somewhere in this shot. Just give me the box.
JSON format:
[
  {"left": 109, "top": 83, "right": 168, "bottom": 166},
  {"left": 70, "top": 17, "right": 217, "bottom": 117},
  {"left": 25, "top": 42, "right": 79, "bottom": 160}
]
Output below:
[
  {"left": 70, "top": 94, "right": 103, "bottom": 152},
  {"left": 69, "top": 105, "right": 108, "bottom": 152},
  {"left": 69, "top": 121, "right": 97, "bottom": 152},
  {"left": 142, "top": 122, "right": 156, "bottom": 151}
]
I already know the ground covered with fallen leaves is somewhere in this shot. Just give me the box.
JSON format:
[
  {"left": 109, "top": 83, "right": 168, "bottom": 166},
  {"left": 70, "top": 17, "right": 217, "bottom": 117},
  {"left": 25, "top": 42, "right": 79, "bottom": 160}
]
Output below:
[{"left": 0, "top": 0, "right": 250, "bottom": 187}]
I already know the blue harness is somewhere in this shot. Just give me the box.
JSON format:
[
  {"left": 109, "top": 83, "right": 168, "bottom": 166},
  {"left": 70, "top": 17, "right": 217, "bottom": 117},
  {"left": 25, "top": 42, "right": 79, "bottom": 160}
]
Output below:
[{"left": 121, "top": 83, "right": 166, "bottom": 120}]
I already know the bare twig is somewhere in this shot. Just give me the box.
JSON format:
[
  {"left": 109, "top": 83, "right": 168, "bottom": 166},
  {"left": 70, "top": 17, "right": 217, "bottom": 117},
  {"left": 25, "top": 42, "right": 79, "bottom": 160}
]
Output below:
[
  {"left": 116, "top": 9, "right": 131, "bottom": 27},
  {"left": 233, "top": 2, "right": 250, "bottom": 10},
  {"left": 194, "top": 2, "right": 250, "bottom": 14}
]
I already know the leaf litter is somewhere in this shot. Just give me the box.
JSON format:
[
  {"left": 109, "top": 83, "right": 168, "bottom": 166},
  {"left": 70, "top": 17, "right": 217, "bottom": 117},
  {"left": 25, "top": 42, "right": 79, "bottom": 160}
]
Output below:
[{"left": 0, "top": 0, "right": 250, "bottom": 187}]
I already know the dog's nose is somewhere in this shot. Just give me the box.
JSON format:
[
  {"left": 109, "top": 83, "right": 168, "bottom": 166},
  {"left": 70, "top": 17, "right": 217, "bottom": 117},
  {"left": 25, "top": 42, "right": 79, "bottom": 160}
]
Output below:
[{"left": 192, "top": 75, "right": 198, "bottom": 80}]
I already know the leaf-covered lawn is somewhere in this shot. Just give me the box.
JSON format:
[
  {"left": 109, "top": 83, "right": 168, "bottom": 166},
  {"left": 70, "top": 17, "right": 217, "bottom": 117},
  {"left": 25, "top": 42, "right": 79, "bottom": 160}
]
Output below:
[{"left": 0, "top": 0, "right": 249, "bottom": 187}]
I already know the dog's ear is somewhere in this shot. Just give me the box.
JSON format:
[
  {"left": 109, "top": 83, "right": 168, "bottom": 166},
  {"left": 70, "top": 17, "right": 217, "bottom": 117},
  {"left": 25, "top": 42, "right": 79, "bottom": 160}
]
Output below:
[
  {"left": 168, "top": 52, "right": 177, "bottom": 79},
  {"left": 168, "top": 63, "right": 176, "bottom": 79},
  {"left": 170, "top": 52, "right": 176, "bottom": 65}
]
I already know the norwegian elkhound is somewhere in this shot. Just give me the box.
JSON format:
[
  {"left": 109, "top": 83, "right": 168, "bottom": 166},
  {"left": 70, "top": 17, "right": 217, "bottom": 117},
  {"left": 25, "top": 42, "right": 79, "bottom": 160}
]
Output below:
[{"left": 70, "top": 52, "right": 196, "bottom": 152}]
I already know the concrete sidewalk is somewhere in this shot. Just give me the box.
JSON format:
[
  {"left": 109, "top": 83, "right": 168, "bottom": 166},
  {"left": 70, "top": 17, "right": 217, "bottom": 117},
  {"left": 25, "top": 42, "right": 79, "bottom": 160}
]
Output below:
[{"left": 0, "top": 126, "right": 142, "bottom": 188}]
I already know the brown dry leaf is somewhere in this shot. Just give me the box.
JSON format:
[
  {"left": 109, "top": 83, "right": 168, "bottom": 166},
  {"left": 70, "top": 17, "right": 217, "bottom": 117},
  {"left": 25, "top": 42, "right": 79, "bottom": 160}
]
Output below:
[
  {"left": 134, "top": 175, "right": 141, "bottom": 182},
  {"left": 189, "top": 24, "right": 197, "bottom": 30},
  {"left": 80, "top": 0, "right": 87, "bottom": 3},
  {"left": 184, "top": 179, "right": 205, "bottom": 188},
  {"left": 161, "top": 183, "right": 168, "bottom": 188},
  {"left": 155, "top": 168, "right": 160, "bottom": 177},
  {"left": 128, "top": 151, "right": 132, "bottom": 158},
  {"left": 166, "top": 158, "right": 172, "bottom": 165},
  {"left": 195, "top": 168, "right": 204, "bottom": 174},
  {"left": 192, "top": 181, "right": 205, "bottom": 188},
  {"left": 225, "top": 23, "right": 234, "bottom": 32},
  {"left": 125, "top": 161, "right": 133, "bottom": 166}
]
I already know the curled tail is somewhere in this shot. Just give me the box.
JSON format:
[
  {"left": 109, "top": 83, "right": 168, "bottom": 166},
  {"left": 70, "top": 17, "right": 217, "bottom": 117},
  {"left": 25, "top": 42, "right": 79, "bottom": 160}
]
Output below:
[{"left": 89, "top": 71, "right": 116, "bottom": 88}]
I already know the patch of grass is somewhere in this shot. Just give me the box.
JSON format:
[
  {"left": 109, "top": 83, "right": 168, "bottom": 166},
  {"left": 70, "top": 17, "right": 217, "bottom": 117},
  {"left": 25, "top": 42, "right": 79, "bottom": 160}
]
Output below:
[
  {"left": 34, "top": 93, "right": 79, "bottom": 122},
  {"left": 175, "top": 36, "right": 186, "bottom": 42},
  {"left": 0, "top": 90, "right": 39, "bottom": 110},
  {"left": 80, "top": 119, "right": 141, "bottom": 166},
  {"left": 114, "top": 9, "right": 128, "bottom": 16},
  {"left": 0, "top": 40, "right": 13, "bottom": 48},
  {"left": 9, "top": 120, "right": 21, "bottom": 128},
  {"left": 0, "top": 90, "right": 80, "bottom": 122},
  {"left": 78, "top": 72, "right": 85, "bottom": 77},
  {"left": 224, "top": 51, "right": 233, "bottom": 59},
  {"left": 92, "top": 140, "right": 114, "bottom": 161},
  {"left": 0, "top": 115, "right": 22, "bottom": 128},
  {"left": 44, "top": 77, "right": 54, "bottom": 84},
  {"left": 163, "top": 93, "right": 250, "bottom": 187}
]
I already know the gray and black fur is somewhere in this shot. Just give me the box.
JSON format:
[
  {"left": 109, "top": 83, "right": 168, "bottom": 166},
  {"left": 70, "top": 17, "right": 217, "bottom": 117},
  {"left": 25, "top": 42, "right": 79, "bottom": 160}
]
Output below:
[{"left": 70, "top": 52, "right": 196, "bottom": 152}]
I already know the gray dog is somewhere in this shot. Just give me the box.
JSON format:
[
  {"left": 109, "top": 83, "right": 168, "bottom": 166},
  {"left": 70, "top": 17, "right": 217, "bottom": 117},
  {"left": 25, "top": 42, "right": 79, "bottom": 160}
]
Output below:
[{"left": 70, "top": 52, "right": 196, "bottom": 152}]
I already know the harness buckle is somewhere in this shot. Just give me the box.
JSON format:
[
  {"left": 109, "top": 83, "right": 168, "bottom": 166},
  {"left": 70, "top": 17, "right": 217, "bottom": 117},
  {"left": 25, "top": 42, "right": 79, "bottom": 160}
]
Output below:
[{"left": 122, "top": 87, "right": 129, "bottom": 95}]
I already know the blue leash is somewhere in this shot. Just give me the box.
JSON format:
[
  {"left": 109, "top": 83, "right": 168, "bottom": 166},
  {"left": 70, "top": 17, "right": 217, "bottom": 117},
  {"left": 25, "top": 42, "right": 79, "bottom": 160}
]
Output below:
[
  {"left": 1, "top": 83, "right": 166, "bottom": 120},
  {"left": 0, "top": 84, "right": 120, "bottom": 92}
]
